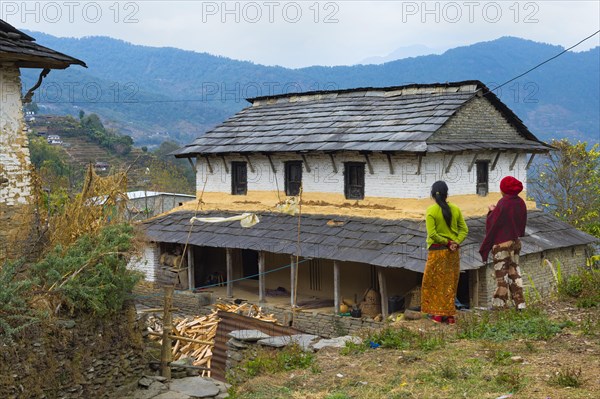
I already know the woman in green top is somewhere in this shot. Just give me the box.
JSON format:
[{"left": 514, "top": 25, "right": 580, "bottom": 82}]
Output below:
[{"left": 421, "top": 181, "right": 468, "bottom": 324}]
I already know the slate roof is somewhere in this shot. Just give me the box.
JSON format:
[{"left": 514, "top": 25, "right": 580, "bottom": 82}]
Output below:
[
  {"left": 174, "top": 80, "right": 550, "bottom": 157},
  {"left": 141, "top": 210, "right": 597, "bottom": 273},
  {"left": 0, "top": 19, "right": 86, "bottom": 69}
]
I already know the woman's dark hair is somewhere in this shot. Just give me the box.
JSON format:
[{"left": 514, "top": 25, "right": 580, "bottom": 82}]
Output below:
[{"left": 431, "top": 180, "right": 452, "bottom": 227}]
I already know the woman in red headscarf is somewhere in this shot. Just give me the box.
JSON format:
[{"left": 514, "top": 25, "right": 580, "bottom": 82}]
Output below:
[{"left": 479, "top": 176, "right": 528, "bottom": 309}]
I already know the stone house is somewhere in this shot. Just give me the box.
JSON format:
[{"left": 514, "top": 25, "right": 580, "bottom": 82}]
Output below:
[
  {"left": 0, "top": 19, "right": 85, "bottom": 261},
  {"left": 134, "top": 80, "right": 597, "bottom": 320}
]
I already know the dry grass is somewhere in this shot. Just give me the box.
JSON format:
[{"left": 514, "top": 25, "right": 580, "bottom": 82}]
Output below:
[{"left": 229, "top": 302, "right": 600, "bottom": 399}]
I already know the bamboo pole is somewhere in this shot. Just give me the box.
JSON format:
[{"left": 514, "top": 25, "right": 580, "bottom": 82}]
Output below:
[{"left": 160, "top": 285, "right": 174, "bottom": 379}]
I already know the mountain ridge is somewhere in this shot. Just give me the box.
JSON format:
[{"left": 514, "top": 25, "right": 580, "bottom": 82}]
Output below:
[{"left": 20, "top": 32, "right": 600, "bottom": 147}]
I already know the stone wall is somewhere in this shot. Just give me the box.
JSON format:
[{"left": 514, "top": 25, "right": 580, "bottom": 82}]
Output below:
[
  {"left": 0, "top": 305, "right": 147, "bottom": 399},
  {"left": 0, "top": 65, "right": 34, "bottom": 262},
  {"left": 476, "top": 245, "right": 590, "bottom": 308}
]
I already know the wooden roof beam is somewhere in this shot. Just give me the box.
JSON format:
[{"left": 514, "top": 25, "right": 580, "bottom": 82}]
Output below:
[
  {"left": 525, "top": 153, "right": 536, "bottom": 170},
  {"left": 444, "top": 153, "right": 457, "bottom": 174},
  {"left": 301, "top": 154, "right": 311, "bottom": 173},
  {"left": 244, "top": 155, "right": 255, "bottom": 173},
  {"left": 385, "top": 153, "right": 395, "bottom": 175},
  {"left": 467, "top": 153, "right": 478, "bottom": 173},
  {"left": 203, "top": 156, "right": 213, "bottom": 174},
  {"left": 491, "top": 152, "right": 501, "bottom": 171},
  {"left": 363, "top": 152, "right": 374, "bottom": 175},
  {"left": 221, "top": 155, "right": 229, "bottom": 174},
  {"left": 416, "top": 154, "right": 423, "bottom": 175},
  {"left": 509, "top": 153, "right": 519, "bottom": 171},
  {"left": 328, "top": 153, "right": 338, "bottom": 174}
]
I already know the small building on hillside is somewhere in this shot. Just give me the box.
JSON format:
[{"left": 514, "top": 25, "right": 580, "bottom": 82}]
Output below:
[
  {"left": 0, "top": 19, "right": 85, "bottom": 261},
  {"left": 125, "top": 191, "right": 195, "bottom": 221},
  {"left": 132, "top": 81, "right": 596, "bottom": 328},
  {"left": 47, "top": 134, "right": 62, "bottom": 145}
]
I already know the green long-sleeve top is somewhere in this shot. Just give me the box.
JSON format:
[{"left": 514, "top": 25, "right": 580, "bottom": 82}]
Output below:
[{"left": 425, "top": 202, "right": 469, "bottom": 249}]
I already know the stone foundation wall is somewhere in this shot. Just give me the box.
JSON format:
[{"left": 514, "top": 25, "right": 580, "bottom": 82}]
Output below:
[
  {"left": 0, "top": 305, "right": 147, "bottom": 399},
  {"left": 477, "top": 245, "right": 589, "bottom": 308}
]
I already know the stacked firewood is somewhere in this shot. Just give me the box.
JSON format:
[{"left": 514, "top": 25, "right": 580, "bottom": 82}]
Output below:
[
  {"left": 148, "top": 311, "right": 219, "bottom": 377},
  {"left": 214, "top": 302, "right": 277, "bottom": 323},
  {"left": 146, "top": 304, "right": 278, "bottom": 377}
]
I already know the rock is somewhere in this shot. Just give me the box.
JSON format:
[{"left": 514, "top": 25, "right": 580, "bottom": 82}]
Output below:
[
  {"left": 138, "top": 377, "right": 154, "bottom": 388},
  {"left": 228, "top": 330, "right": 271, "bottom": 342},
  {"left": 132, "top": 381, "right": 168, "bottom": 399},
  {"left": 56, "top": 319, "right": 76, "bottom": 329},
  {"left": 403, "top": 309, "right": 422, "bottom": 320},
  {"left": 145, "top": 375, "right": 168, "bottom": 383},
  {"left": 212, "top": 380, "right": 231, "bottom": 394},
  {"left": 227, "top": 338, "right": 249, "bottom": 349},
  {"left": 258, "top": 334, "right": 318, "bottom": 351},
  {"left": 153, "top": 392, "right": 190, "bottom": 399},
  {"left": 312, "top": 336, "right": 361, "bottom": 351},
  {"left": 511, "top": 356, "right": 524, "bottom": 363},
  {"left": 169, "top": 377, "right": 221, "bottom": 398}
]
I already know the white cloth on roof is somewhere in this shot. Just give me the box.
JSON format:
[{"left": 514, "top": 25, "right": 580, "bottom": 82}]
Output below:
[{"left": 190, "top": 212, "right": 259, "bottom": 228}]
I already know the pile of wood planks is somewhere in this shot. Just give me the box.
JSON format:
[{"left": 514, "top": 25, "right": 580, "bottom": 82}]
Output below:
[
  {"left": 146, "top": 303, "right": 278, "bottom": 377},
  {"left": 148, "top": 311, "right": 219, "bottom": 377},
  {"left": 214, "top": 302, "right": 278, "bottom": 323}
]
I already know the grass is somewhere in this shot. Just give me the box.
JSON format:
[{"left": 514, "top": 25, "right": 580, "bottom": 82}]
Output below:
[
  {"left": 456, "top": 306, "right": 572, "bottom": 341},
  {"left": 550, "top": 367, "right": 584, "bottom": 388},
  {"left": 228, "top": 301, "right": 599, "bottom": 399}
]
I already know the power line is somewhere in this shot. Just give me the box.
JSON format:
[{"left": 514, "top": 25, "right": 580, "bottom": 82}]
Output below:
[
  {"left": 489, "top": 30, "right": 600, "bottom": 93},
  {"left": 33, "top": 30, "right": 600, "bottom": 105}
]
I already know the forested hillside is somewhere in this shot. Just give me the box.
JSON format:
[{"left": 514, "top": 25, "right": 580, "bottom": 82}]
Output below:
[{"left": 21, "top": 33, "right": 599, "bottom": 147}]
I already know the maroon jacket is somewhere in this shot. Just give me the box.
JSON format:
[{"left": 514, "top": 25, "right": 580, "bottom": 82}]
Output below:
[{"left": 479, "top": 195, "right": 527, "bottom": 262}]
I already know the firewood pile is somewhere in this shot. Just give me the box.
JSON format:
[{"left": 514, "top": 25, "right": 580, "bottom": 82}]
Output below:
[
  {"left": 147, "top": 311, "right": 219, "bottom": 377},
  {"left": 214, "top": 302, "right": 278, "bottom": 323},
  {"left": 146, "top": 303, "right": 278, "bottom": 377}
]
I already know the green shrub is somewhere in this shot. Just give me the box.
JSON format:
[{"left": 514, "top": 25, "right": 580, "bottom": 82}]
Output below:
[
  {"left": 457, "top": 307, "right": 569, "bottom": 341},
  {"left": 31, "top": 224, "right": 142, "bottom": 317},
  {"left": 241, "top": 344, "right": 315, "bottom": 378},
  {"left": 557, "top": 266, "right": 600, "bottom": 307},
  {"left": 0, "top": 261, "right": 42, "bottom": 343},
  {"left": 550, "top": 367, "right": 583, "bottom": 388}
]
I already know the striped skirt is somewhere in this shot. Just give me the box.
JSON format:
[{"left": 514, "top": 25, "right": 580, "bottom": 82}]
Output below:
[{"left": 421, "top": 248, "right": 460, "bottom": 317}]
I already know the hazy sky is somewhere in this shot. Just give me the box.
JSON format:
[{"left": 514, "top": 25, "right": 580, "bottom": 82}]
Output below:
[{"left": 2, "top": 1, "right": 599, "bottom": 68}]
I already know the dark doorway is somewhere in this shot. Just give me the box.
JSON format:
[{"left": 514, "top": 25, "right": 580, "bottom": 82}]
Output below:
[
  {"left": 476, "top": 161, "right": 489, "bottom": 196},
  {"left": 242, "top": 249, "right": 259, "bottom": 280},
  {"left": 456, "top": 272, "right": 470, "bottom": 308}
]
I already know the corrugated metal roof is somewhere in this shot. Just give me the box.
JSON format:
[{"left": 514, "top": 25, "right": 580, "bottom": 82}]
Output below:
[
  {"left": 212, "top": 311, "right": 300, "bottom": 382},
  {"left": 141, "top": 210, "right": 597, "bottom": 273},
  {"left": 174, "top": 80, "right": 550, "bottom": 157}
]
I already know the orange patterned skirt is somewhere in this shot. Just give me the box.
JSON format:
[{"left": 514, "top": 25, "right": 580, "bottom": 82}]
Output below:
[{"left": 421, "top": 249, "right": 460, "bottom": 317}]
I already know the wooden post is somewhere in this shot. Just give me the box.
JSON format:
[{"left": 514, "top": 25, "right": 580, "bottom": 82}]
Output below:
[
  {"left": 290, "top": 255, "right": 297, "bottom": 307},
  {"left": 333, "top": 261, "right": 341, "bottom": 314},
  {"left": 258, "top": 251, "right": 265, "bottom": 303},
  {"left": 378, "top": 268, "right": 388, "bottom": 319},
  {"left": 187, "top": 246, "right": 194, "bottom": 291},
  {"left": 472, "top": 269, "right": 480, "bottom": 308},
  {"left": 226, "top": 248, "right": 233, "bottom": 298},
  {"left": 160, "top": 285, "right": 174, "bottom": 380}
]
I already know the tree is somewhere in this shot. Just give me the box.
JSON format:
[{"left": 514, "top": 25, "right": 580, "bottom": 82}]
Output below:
[{"left": 529, "top": 139, "right": 600, "bottom": 237}]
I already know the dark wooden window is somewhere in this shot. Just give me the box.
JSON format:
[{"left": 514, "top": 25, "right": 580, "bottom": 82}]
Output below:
[
  {"left": 344, "top": 162, "right": 365, "bottom": 200},
  {"left": 285, "top": 161, "right": 302, "bottom": 196},
  {"left": 231, "top": 161, "right": 247, "bottom": 195},
  {"left": 476, "top": 161, "right": 489, "bottom": 196}
]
